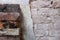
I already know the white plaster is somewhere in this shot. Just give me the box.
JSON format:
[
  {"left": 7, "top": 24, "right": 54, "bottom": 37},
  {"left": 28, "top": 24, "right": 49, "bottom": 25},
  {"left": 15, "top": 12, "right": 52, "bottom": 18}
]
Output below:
[
  {"left": 20, "top": 4, "right": 36, "bottom": 40},
  {"left": 0, "top": 0, "right": 29, "bottom": 4}
]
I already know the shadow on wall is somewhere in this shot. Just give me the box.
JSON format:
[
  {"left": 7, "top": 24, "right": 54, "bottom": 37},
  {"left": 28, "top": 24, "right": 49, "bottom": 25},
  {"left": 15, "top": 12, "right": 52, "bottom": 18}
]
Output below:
[
  {"left": 29, "top": 0, "right": 37, "bottom": 4},
  {"left": 18, "top": 5, "right": 24, "bottom": 40}
]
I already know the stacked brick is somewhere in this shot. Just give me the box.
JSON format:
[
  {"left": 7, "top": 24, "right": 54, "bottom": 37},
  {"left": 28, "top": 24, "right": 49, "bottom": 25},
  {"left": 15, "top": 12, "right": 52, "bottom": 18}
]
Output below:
[
  {"left": 0, "top": 36, "right": 19, "bottom": 40},
  {"left": 0, "top": 12, "right": 19, "bottom": 20},
  {"left": 0, "top": 4, "right": 20, "bottom": 12},
  {"left": 30, "top": 0, "right": 60, "bottom": 40},
  {"left": 0, "top": 4, "right": 20, "bottom": 40}
]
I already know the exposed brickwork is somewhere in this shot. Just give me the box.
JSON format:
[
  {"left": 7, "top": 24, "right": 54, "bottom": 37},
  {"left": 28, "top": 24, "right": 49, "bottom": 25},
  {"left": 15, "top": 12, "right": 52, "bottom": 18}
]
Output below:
[
  {"left": 0, "top": 12, "right": 19, "bottom": 20},
  {"left": 0, "top": 4, "right": 20, "bottom": 40}
]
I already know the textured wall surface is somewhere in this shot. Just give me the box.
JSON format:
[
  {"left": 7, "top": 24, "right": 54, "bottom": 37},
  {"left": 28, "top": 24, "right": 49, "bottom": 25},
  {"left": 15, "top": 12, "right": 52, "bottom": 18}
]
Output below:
[
  {"left": 0, "top": 0, "right": 35, "bottom": 40},
  {"left": 30, "top": 0, "right": 60, "bottom": 40}
]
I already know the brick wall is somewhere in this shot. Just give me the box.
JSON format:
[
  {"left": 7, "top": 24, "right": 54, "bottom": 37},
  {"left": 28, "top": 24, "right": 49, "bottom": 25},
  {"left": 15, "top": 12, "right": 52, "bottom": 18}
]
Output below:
[
  {"left": 0, "top": 5, "right": 20, "bottom": 40},
  {"left": 30, "top": 0, "right": 60, "bottom": 40}
]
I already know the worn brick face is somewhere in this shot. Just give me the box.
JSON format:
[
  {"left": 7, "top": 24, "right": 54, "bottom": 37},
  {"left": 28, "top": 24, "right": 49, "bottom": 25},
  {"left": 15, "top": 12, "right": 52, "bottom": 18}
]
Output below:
[{"left": 0, "top": 12, "right": 19, "bottom": 20}]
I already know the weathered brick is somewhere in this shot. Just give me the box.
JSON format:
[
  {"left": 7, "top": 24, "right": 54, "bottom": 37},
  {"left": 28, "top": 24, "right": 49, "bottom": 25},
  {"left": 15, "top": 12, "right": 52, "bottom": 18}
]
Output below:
[
  {"left": 50, "top": 1, "right": 60, "bottom": 8},
  {"left": 38, "top": 37, "right": 48, "bottom": 40},
  {"left": 37, "top": 24, "right": 48, "bottom": 30},
  {"left": 7, "top": 37, "right": 19, "bottom": 40},
  {"left": 37, "top": 0, "right": 51, "bottom": 8},
  {"left": 36, "top": 16, "right": 53, "bottom": 24},
  {"left": 54, "top": 30, "right": 60, "bottom": 36},
  {"left": 0, "top": 37, "right": 7, "bottom": 40},
  {"left": 48, "top": 30, "right": 57, "bottom": 36},
  {"left": 54, "top": 25, "right": 60, "bottom": 30},
  {"left": 49, "top": 8, "right": 59, "bottom": 16},
  {"left": 38, "top": 8, "right": 59, "bottom": 16},
  {"left": 48, "top": 36, "right": 60, "bottom": 40},
  {"left": 31, "top": 9, "right": 38, "bottom": 17},
  {"left": 37, "top": 8, "right": 49, "bottom": 15},
  {"left": 48, "top": 23, "right": 54, "bottom": 30},
  {"left": 0, "top": 12, "right": 19, "bottom": 20},
  {"left": 32, "top": 17, "right": 40, "bottom": 24},
  {"left": 53, "top": 15, "right": 60, "bottom": 22},
  {"left": 35, "top": 36, "right": 40, "bottom": 40},
  {"left": 33, "top": 24, "right": 38, "bottom": 30},
  {"left": 34, "top": 30, "right": 48, "bottom": 36},
  {"left": 54, "top": 22, "right": 60, "bottom": 30},
  {"left": 31, "top": 1, "right": 38, "bottom": 9}
]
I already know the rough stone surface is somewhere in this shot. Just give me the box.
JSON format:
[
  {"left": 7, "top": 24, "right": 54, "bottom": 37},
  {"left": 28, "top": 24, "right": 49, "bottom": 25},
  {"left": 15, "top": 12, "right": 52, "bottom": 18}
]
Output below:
[{"left": 30, "top": 0, "right": 60, "bottom": 40}]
